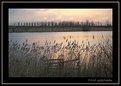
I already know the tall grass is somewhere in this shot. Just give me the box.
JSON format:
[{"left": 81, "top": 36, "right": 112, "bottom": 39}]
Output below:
[{"left": 9, "top": 36, "right": 112, "bottom": 77}]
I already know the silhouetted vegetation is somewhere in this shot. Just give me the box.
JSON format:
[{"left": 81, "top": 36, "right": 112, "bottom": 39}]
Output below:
[
  {"left": 9, "top": 21, "right": 112, "bottom": 32},
  {"left": 9, "top": 36, "right": 112, "bottom": 77}
]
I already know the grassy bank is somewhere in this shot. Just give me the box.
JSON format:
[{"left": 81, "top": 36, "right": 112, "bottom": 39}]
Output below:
[
  {"left": 9, "top": 37, "right": 112, "bottom": 77},
  {"left": 9, "top": 26, "right": 112, "bottom": 32}
]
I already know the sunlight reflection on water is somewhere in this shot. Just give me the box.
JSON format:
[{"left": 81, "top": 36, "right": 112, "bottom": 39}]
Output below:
[{"left": 9, "top": 31, "right": 112, "bottom": 46}]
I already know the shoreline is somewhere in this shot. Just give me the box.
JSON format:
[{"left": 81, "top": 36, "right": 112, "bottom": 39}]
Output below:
[{"left": 9, "top": 27, "right": 112, "bottom": 32}]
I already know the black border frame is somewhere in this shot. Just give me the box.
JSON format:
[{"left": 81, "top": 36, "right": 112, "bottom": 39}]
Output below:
[{"left": 1, "top": 1, "right": 120, "bottom": 85}]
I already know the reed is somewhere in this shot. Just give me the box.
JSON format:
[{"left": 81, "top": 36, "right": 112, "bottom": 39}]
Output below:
[{"left": 9, "top": 36, "right": 112, "bottom": 77}]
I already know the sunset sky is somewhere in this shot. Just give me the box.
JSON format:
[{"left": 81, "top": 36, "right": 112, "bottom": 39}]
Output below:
[{"left": 9, "top": 9, "right": 112, "bottom": 25}]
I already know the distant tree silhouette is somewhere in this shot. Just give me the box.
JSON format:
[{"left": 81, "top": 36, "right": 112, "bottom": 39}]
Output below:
[{"left": 9, "top": 20, "right": 112, "bottom": 32}]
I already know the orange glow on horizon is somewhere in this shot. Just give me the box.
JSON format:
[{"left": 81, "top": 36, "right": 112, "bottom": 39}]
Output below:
[{"left": 9, "top": 9, "right": 112, "bottom": 24}]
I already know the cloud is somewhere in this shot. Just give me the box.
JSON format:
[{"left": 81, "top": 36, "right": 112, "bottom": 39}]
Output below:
[{"left": 9, "top": 9, "right": 112, "bottom": 25}]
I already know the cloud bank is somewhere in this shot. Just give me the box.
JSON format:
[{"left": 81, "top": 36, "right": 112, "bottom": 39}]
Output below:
[{"left": 9, "top": 9, "right": 112, "bottom": 25}]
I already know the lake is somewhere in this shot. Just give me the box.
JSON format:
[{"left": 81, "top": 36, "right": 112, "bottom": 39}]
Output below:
[
  {"left": 9, "top": 31, "right": 113, "bottom": 77},
  {"left": 9, "top": 31, "right": 112, "bottom": 46}
]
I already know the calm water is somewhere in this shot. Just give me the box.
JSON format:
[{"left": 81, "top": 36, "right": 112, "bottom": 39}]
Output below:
[{"left": 9, "top": 31, "right": 112, "bottom": 45}]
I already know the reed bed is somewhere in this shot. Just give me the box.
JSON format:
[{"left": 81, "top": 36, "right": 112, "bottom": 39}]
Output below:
[{"left": 9, "top": 36, "right": 112, "bottom": 77}]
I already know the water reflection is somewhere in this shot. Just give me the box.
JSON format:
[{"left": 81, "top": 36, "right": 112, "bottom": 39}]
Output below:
[{"left": 9, "top": 31, "right": 112, "bottom": 46}]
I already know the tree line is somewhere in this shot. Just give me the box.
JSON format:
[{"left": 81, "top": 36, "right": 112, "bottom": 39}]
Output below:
[
  {"left": 9, "top": 20, "right": 112, "bottom": 27},
  {"left": 9, "top": 20, "right": 112, "bottom": 32}
]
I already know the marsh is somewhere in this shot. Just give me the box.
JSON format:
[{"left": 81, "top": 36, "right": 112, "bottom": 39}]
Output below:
[{"left": 9, "top": 31, "right": 112, "bottom": 77}]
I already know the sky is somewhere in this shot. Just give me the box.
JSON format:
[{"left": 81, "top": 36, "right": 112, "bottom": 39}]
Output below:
[{"left": 9, "top": 9, "right": 112, "bottom": 25}]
